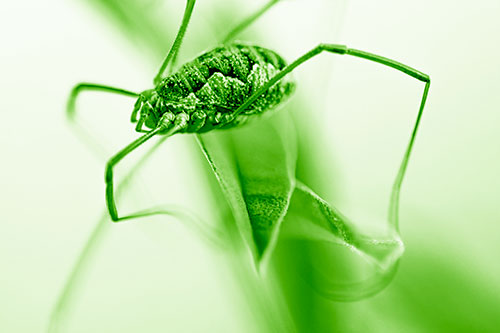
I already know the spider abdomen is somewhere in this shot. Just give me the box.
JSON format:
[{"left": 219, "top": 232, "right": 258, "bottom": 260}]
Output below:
[{"left": 153, "top": 42, "right": 295, "bottom": 133}]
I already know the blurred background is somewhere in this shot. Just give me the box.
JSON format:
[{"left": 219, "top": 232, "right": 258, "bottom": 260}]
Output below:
[{"left": 1, "top": 0, "right": 500, "bottom": 332}]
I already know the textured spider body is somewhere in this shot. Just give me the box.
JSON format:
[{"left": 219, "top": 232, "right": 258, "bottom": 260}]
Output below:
[{"left": 133, "top": 43, "right": 295, "bottom": 134}]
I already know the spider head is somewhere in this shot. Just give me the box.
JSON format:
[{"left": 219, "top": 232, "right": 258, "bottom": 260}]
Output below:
[{"left": 131, "top": 89, "right": 162, "bottom": 131}]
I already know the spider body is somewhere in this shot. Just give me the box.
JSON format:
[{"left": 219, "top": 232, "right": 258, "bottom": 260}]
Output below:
[{"left": 133, "top": 43, "right": 295, "bottom": 134}]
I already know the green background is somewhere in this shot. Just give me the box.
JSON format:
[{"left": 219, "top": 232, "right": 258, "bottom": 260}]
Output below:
[{"left": 1, "top": 0, "right": 499, "bottom": 331}]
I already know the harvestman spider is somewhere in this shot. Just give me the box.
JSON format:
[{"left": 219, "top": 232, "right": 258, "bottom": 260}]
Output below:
[{"left": 66, "top": 0, "right": 430, "bottom": 224}]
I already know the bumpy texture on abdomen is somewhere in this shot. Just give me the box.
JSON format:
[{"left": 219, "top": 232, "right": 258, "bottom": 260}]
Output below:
[{"left": 156, "top": 42, "right": 295, "bottom": 133}]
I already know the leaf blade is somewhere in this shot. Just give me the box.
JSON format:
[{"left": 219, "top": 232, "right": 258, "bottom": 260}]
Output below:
[{"left": 198, "top": 111, "right": 297, "bottom": 266}]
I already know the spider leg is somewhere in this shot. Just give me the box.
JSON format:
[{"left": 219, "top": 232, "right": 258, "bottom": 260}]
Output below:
[
  {"left": 105, "top": 114, "right": 189, "bottom": 222},
  {"left": 222, "top": 0, "right": 280, "bottom": 44},
  {"left": 67, "top": 82, "right": 139, "bottom": 120},
  {"left": 233, "top": 43, "right": 430, "bottom": 228},
  {"left": 47, "top": 129, "right": 221, "bottom": 333},
  {"left": 154, "top": 0, "right": 196, "bottom": 85},
  {"left": 66, "top": 82, "right": 139, "bottom": 157}
]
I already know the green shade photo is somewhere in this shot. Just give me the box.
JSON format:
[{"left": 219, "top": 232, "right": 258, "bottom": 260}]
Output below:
[{"left": 1, "top": 0, "right": 499, "bottom": 332}]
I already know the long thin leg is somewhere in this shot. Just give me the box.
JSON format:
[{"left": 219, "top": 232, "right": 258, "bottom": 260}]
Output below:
[
  {"left": 388, "top": 80, "right": 430, "bottom": 230},
  {"left": 66, "top": 82, "right": 140, "bottom": 158},
  {"left": 234, "top": 44, "right": 429, "bottom": 118},
  {"left": 232, "top": 43, "right": 430, "bottom": 228},
  {"left": 105, "top": 126, "right": 163, "bottom": 221},
  {"left": 105, "top": 115, "right": 188, "bottom": 222},
  {"left": 47, "top": 133, "right": 167, "bottom": 333},
  {"left": 48, "top": 132, "right": 223, "bottom": 333},
  {"left": 222, "top": 0, "right": 280, "bottom": 44},
  {"left": 153, "top": 0, "right": 196, "bottom": 85},
  {"left": 67, "top": 82, "right": 139, "bottom": 120}
]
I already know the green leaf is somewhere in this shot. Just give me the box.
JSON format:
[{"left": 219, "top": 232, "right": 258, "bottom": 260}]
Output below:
[
  {"left": 279, "top": 180, "right": 404, "bottom": 300},
  {"left": 197, "top": 111, "right": 297, "bottom": 266}
]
